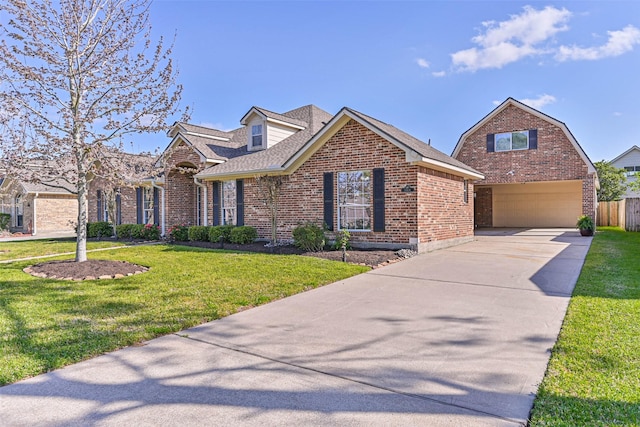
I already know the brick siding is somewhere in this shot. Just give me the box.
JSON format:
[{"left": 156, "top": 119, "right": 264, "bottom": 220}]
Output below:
[{"left": 455, "top": 104, "right": 597, "bottom": 220}]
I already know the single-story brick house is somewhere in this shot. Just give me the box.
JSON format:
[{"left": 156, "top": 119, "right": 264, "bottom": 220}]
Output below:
[
  {"left": 158, "top": 104, "right": 484, "bottom": 252},
  {"left": 452, "top": 98, "right": 598, "bottom": 228},
  {"left": 0, "top": 176, "right": 77, "bottom": 235}
]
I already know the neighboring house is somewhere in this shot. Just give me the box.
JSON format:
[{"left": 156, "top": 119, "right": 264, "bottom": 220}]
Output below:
[
  {"left": 0, "top": 176, "right": 77, "bottom": 235},
  {"left": 452, "top": 98, "right": 598, "bottom": 228},
  {"left": 609, "top": 145, "right": 640, "bottom": 198},
  {"left": 161, "top": 104, "right": 484, "bottom": 252},
  {"left": 87, "top": 152, "right": 162, "bottom": 233}
]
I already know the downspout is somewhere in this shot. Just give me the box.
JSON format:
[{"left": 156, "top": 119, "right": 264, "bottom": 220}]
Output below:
[
  {"left": 193, "top": 177, "right": 208, "bottom": 226},
  {"left": 151, "top": 181, "right": 166, "bottom": 237},
  {"left": 33, "top": 192, "right": 38, "bottom": 236}
]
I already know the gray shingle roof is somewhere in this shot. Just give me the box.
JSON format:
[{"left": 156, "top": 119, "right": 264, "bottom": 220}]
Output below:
[
  {"left": 344, "top": 108, "right": 483, "bottom": 175},
  {"left": 197, "top": 105, "right": 332, "bottom": 176},
  {"left": 248, "top": 107, "right": 309, "bottom": 128},
  {"left": 193, "top": 105, "right": 480, "bottom": 179}
]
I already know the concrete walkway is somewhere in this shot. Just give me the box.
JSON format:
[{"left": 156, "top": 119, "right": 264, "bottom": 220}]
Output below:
[{"left": 0, "top": 228, "right": 591, "bottom": 426}]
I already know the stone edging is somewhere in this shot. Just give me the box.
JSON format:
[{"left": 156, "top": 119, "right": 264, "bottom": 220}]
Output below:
[{"left": 22, "top": 265, "right": 149, "bottom": 281}]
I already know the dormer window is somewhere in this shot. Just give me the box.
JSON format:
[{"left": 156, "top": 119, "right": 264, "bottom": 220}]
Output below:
[{"left": 252, "top": 124, "right": 263, "bottom": 147}]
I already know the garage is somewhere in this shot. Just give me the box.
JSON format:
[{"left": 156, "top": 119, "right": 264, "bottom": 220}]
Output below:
[{"left": 490, "top": 181, "right": 582, "bottom": 228}]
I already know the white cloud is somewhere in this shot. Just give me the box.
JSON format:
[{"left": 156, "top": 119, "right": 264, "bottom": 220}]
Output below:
[
  {"left": 519, "top": 94, "right": 557, "bottom": 109},
  {"left": 452, "top": 6, "right": 571, "bottom": 72},
  {"left": 613, "top": 111, "right": 623, "bottom": 117},
  {"left": 556, "top": 25, "right": 640, "bottom": 61},
  {"left": 432, "top": 70, "right": 446, "bottom": 77},
  {"left": 416, "top": 58, "right": 430, "bottom": 68}
]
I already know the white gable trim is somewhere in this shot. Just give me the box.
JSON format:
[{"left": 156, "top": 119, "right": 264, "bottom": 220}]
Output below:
[
  {"left": 159, "top": 133, "right": 223, "bottom": 166},
  {"left": 610, "top": 145, "right": 640, "bottom": 164},
  {"left": 240, "top": 107, "right": 306, "bottom": 130},
  {"left": 452, "top": 98, "right": 596, "bottom": 174}
]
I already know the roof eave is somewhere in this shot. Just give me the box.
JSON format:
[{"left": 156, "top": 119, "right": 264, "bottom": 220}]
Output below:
[
  {"left": 409, "top": 155, "right": 485, "bottom": 180},
  {"left": 195, "top": 167, "right": 287, "bottom": 181}
]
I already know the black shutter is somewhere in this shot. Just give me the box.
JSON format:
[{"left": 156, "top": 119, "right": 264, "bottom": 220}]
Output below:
[
  {"left": 97, "top": 190, "right": 103, "bottom": 221},
  {"left": 373, "top": 168, "right": 385, "bottom": 232},
  {"left": 236, "top": 179, "right": 244, "bottom": 226},
  {"left": 153, "top": 187, "right": 160, "bottom": 226},
  {"left": 212, "top": 182, "right": 220, "bottom": 226},
  {"left": 529, "top": 129, "right": 538, "bottom": 150},
  {"left": 136, "top": 187, "right": 143, "bottom": 224},
  {"left": 323, "top": 172, "right": 334, "bottom": 231},
  {"left": 115, "top": 193, "right": 122, "bottom": 225},
  {"left": 486, "top": 134, "right": 495, "bottom": 152}
]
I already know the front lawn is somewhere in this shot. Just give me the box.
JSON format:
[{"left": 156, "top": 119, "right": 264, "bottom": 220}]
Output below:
[
  {"left": 529, "top": 227, "right": 640, "bottom": 425},
  {"left": 0, "top": 238, "right": 126, "bottom": 261},
  {"left": 0, "top": 244, "right": 369, "bottom": 385}
]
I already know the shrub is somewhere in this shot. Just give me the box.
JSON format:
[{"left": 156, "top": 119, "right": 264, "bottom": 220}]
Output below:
[
  {"left": 230, "top": 226, "right": 257, "bottom": 245},
  {"left": 292, "top": 222, "right": 325, "bottom": 252},
  {"left": 0, "top": 213, "right": 10, "bottom": 230},
  {"left": 332, "top": 229, "right": 351, "bottom": 251},
  {"left": 208, "top": 225, "right": 235, "bottom": 243},
  {"left": 141, "top": 224, "right": 160, "bottom": 240},
  {"left": 169, "top": 224, "right": 189, "bottom": 242},
  {"left": 188, "top": 226, "right": 210, "bottom": 242},
  {"left": 130, "top": 224, "right": 145, "bottom": 239},
  {"left": 87, "top": 221, "right": 113, "bottom": 239},
  {"left": 115, "top": 224, "right": 135, "bottom": 239}
]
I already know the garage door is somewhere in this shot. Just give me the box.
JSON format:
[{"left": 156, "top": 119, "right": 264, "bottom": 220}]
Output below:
[{"left": 492, "top": 181, "right": 582, "bottom": 227}]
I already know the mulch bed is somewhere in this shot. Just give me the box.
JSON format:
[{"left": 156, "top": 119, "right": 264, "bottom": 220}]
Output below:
[
  {"left": 23, "top": 240, "right": 405, "bottom": 281},
  {"left": 24, "top": 260, "right": 148, "bottom": 281}
]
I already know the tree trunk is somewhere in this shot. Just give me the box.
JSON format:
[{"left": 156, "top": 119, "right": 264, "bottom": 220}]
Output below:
[{"left": 75, "top": 179, "right": 88, "bottom": 262}]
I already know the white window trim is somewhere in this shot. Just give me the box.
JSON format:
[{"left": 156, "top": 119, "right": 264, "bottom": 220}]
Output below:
[
  {"left": 337, "top": 170, "right": 372, "bottom": 232},
  {"left": 495, "top": 130, "right": 529, "bottom": 152},
  {"left": 251, "top": 124, "right": 263, "bottom": 148},
  {"left": 221, "top": 180, "right": 237, "bottom": 225},
  {"left": 143, "top": 187, "right": 154, "bottom": 225}
]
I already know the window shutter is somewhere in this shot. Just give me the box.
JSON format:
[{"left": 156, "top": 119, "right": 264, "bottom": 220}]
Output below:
[
  {"left": 97, "top": 190, "right": 103, "bottom": 222},
  {"left": 115, "top": 193, "right": 122, "bottom": 225},
  {"left": 153, "top": 187, "right": 160, "bottom": 226},
  {"left": 323, "top": 172, "right": 334, "bottom": 231},
  {"left": 373, "top": 168, "right": 385, "bottom": 232},
  {"left": 529, "top": 129, "right": 538, "bottom": 150},
  {"left": 236, "top": 179, "right": 244, "bottom": 226},
  {"left": 136, "top": 187, "right": 143, "bottom": 224},
  {"left": 212, "top": 181, "right": 220, "bottom": 226},
  {"left": 486, "top": 134, "right": 495, "bottom": 152}
]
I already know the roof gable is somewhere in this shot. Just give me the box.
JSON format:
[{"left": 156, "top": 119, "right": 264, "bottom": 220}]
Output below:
[
  {"left": 452, "top": 98, "right": 596, "bottom": 174},
  {"left": 610, "top": 145, "right": 640, "bottom": 164},
  {"left": 240, "top": 106, "right": 307, "bottom": 130}
]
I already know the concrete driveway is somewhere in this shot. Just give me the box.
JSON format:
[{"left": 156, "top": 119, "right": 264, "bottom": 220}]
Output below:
[{"left": 0, "top": 228, "right": 591, "bottom": 426}]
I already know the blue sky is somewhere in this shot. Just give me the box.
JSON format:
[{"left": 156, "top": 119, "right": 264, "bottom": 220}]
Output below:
[{"left": 140, "top": 1, "right": 640, "bottom": 163}]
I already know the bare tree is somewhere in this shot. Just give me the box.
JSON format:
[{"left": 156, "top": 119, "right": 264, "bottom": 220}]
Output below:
[
  {"left": 0, "top": 0, "right": 186, "bottom": 261},
  {"left": 255, "top": 175, "right": 283, "bottom": 247}
]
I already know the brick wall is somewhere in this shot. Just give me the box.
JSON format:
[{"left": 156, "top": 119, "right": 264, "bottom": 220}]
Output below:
[
  {"left": 35, "top": 195, "right": 78, "bottom": 232},
  {"left": 455, "top": 104, "right": 597, "bottom": 219},
  {"left": 87, "top": 181, "right": 140, "bottom": 224},
  {"left": 231, "top": 119, "right": 474, "bottom": 251},
  {"left": 164, "top": 142, "right": 204, "bottom": 227}
]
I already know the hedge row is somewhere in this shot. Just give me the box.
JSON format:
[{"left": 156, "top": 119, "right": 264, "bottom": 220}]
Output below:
[
  {"left": 169, "top": 224, "right": 257, "bottom": 245},
  {"left": 86, "top": 221, "right": 161, "bottom": 240}
]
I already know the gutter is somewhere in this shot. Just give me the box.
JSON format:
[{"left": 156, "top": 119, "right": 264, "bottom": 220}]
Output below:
[
  {"left": 193, "top": 177, "right": 208, "bottom": 226},
  {"left": 151, "top": 181, "right": 166, "bottom": 237}
]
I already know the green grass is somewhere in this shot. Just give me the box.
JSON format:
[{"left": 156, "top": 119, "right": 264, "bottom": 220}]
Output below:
[
  {"left": 0, "top": 238, "right": 126, "bottom": 261},
  {"left": 0, "top": 244, "right": 369, "bottom": 385},
  {"left": 529, "top": 227, "right": 640, "bottom": 426}
]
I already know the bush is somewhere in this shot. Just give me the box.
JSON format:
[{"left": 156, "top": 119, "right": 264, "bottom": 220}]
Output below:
[
  {"left": 208, "top": 225, "right": 235, "bottom": 243},
  {"left": 87, "top": 221, "right": 113, "bottom": 238},
  {"left": 292, "top": 222, "right": 325, "bottom": 252},
  {"left": 141, "top": 224, "right": 160, "bottom": 240},
  {"left": 0, "top": 213, "right": 10, "bottom": 230},
  {"left": 130, "top": 224, "right": 145, "bottom": 239},
  {"left": 188, "top": 226, "right": 210, "bottom": 242},
  {"left": 115, "top": 224, "right": 135, "bottom": 239},
  {"left": 169, "top": 224, "right": 189, "bottom": 242},
  {"left": 332, "top": 229, "right": 351, "bottom": 251},
  {"left": 230, "top": 226, "right": 257, "bottom": 245}
]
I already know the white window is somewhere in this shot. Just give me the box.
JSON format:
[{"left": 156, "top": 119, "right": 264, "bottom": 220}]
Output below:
[
  {"left": 495, "top": 131, "right": 529, "bottom": 152},
  {"left": 143, "top": 188, "right": 154, "bottom": 225},
  {"left": 337, "top": 171, "right": 371, "bottom": 231},
  {"left": 463, "top": 180, "right": 469, "bottom": 203},
  {"left": 222, "top": 180, "right": 236, "bottom": 225},
  {"left": 252, "top": 124, "right": 263, "bottom": 147},
  {"left": 196, "top": 186, "right": 203, "bottom": 226},
  {"left": 624, "top": 166, "right": 640, "bottom": 177}
]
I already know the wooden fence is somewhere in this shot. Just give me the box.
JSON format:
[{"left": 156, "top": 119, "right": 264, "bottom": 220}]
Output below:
[{"left": 597, "top": 198, "right": 640, "bottom": 231}]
